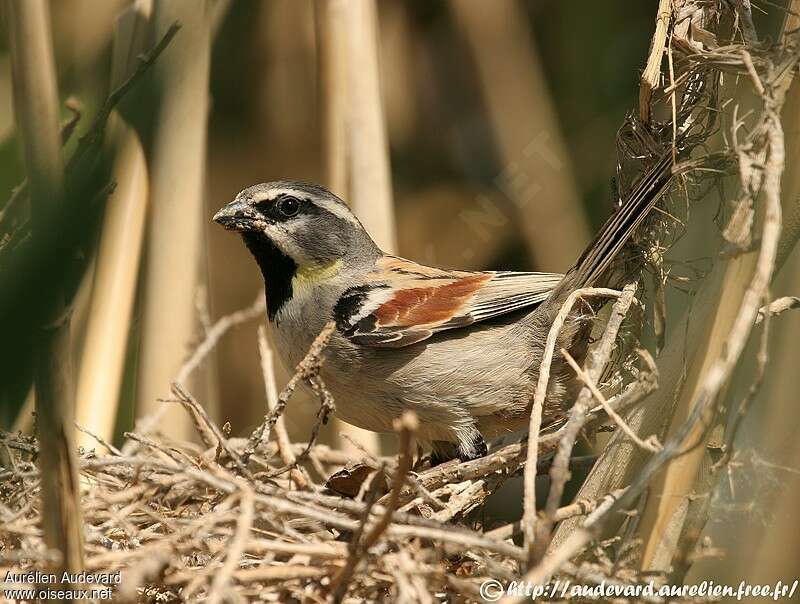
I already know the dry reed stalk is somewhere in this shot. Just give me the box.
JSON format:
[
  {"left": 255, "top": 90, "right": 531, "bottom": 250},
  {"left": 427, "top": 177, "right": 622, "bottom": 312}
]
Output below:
[
  {"left": 315, "top": 0, "right": 374, "bottom": 456},
  {"left": 639, "top": 0, "right": 672, "bottom": 124},
  {"left": 724, "top": 254, "right": 800, "bottom": 585},
  {"left": 629, "top": 114, "right": 787, "bottom": 565},
  {"left": 136, "top": 0, "right": 213, "bottom": 441},
  {"left": 776, "top": 4, "right": 800, "bottom": 269},
  {"left": 3, "top": 0, "right": 85, "bottom": 580},
  {"left": 449, "top": 0, "right": 591, "bottom": 271},
  {"left": 8, "top": 3, "right": 161, "bottom": 440},
  {"left": 548, "top": 256, "right": 709, "bottom": 552},
  {"left": 0, "top": 61, "right": 13, "bottom": 143},
  {"left": 652, "top": 4, "right": 800, "bottom": 574},
  {"left": 549, "top": 2, "right": 792, "bottom": 558},
  {"left": 73, "top": 1, "right": 153, "bottom": 452},
  {"left": 341, "top": 0, "right": 397, "bottom": 254},
  {"left": 314, "top": 0, "right": 392, "bottom": 456},
  {"left": 638, "top": 14, "right": 800, "bottom": 570},
  {"left": 74, "top": 3, "right": 153, "bottom": 451},
  {"left": 74, "top": 116, "right": 148, "bottom": 450},
  {"left": 314, "top": 0, "right": 349, "bottom": 199},
  {"left": 316, "top": 0, "right": 396, "bottom": 247}
]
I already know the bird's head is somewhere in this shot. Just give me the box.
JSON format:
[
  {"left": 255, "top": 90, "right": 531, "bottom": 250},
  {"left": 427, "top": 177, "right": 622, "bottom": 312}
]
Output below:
[{"left": 213, "top": 181, "right": 381, "bottom": 318}]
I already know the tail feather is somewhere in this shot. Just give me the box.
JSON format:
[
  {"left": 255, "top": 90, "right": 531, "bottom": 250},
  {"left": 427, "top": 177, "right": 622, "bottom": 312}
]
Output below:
[{"left": 570, "top": 151, "right": 674, "bottom": 289}]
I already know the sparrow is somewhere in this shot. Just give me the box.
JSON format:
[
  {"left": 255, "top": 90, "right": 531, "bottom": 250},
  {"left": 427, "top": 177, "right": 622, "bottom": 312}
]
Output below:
[{"left": 214, "top": 153, "right": 673, "bottom": 462}]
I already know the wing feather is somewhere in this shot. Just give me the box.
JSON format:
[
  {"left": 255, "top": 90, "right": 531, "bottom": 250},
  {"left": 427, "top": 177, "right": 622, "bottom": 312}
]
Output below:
[{"left": 334, "top": 257, "right": 563, "bottom": 348}]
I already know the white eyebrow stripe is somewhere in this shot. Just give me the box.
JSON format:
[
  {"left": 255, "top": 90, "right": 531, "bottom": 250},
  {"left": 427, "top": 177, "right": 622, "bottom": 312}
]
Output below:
[
  {"left": 248, "top": 187, "right": 299, "bottom": 202},
  {"left": 316, "top": 199, "right": 360, "bottom": 224},
  {"left": 240, "top": 185, "right": 360, "bottom": 224}
]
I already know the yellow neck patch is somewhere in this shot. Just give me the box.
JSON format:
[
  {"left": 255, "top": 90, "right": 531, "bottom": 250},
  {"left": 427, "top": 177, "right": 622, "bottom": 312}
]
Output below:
[{"left": 292, "top": 259, "right": 343, "bottom": 289}]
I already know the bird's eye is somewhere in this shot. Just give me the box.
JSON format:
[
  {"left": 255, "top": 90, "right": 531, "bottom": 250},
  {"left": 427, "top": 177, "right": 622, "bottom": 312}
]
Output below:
[{"left": 276, "top": 195, "right": 301, "bottom": 218}]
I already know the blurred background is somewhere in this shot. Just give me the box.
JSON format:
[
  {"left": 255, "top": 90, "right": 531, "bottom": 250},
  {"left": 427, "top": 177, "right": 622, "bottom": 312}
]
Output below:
[{"left": 1, "top": 0, "right": 799, "bottom": 597}]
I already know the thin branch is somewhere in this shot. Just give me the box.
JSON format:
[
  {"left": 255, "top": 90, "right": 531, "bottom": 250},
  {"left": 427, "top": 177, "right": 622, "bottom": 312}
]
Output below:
[
  {"left": 330, "top": 412, "right": 417, "bottom": 602},
  {"left": 123, "top": 292, "right": 265, "bottom": 454},
  {"left": 486, "top": 488, "right": 628, "bottom": 541},
  {"left": 257, "top": 325, "right": 305, "bottom": 489},
  {"left": 502, "top": 488, "right": 629, "bottom": 603},
  {"left": 756, "top": 295, "right": 800, "bottom": 322},
  {"left": 206, "top": 483, "right": 255, "bottom": 604},
  {"left": 533, "top": 283, "right": 639, "bottom": 563},
  {"left": 562, "top": 349, "right": 662, "bottom": 453},
  {"left": 176, "top": 293, "right": 266, "bottom": 385},
  {"left": 242, "top": 321, "right": 336, "bottom": 464},
  {"left": 68, "top": 23, "right": 181, "bottom": 170},
  {"left": 523, "top": 286, "right": 623, "bottom": 565}
]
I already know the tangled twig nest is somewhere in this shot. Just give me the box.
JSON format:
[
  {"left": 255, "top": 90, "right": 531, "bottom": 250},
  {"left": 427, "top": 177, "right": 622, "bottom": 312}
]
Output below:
[{"left": 0, "top": 285, "right": 663, "bottom": 603}]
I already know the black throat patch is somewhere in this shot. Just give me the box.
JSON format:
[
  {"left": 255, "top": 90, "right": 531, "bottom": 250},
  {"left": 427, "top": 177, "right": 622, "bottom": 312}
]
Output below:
[{"left": 242, "top": 233, "right": 297, "bottom": 321}]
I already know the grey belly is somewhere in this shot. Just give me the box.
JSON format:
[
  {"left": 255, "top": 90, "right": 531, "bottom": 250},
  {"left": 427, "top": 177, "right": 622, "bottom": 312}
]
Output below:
[{"left": 314, "top": 321, "right": 537, "bottom": 443}]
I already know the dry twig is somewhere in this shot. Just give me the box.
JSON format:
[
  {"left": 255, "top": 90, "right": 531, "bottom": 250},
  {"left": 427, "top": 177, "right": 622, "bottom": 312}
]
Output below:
[
  {"left": 242, "top": 321, "right": 336, "bottom": 465},
  {"left": 523, "top": 287, "right": 623, "bottom": 564},
  {"left": 330, "top": 412, "right": 418, "bottom": 601},
  {"left": 562, "top": 349, "right": 662, "bottom": 454},
  {"left": 533, "top": 283, "right": 639, "bottom": 563},
  {"left": 756, "top": 295, "right": 800, "bottom": 323}
]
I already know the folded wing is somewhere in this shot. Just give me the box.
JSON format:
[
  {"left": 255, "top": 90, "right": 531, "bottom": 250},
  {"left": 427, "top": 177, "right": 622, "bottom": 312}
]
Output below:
[{"left": 334, "top": 256, "right": 563, "bottom": 348}]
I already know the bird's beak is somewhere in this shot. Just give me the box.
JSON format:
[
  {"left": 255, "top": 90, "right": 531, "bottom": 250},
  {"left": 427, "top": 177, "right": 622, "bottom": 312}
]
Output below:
[{"left": 213, "top": 200, "right": 259, "bottom": 232}]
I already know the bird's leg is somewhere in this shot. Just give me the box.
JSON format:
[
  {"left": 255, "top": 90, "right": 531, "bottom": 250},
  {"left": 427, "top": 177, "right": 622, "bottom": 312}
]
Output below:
[
  {"left": 430, "top": 428, "right": 488, "bottom": 465},
  {"left": 458, "top": 430, "right": 488, "bottom": 462},
  {"left": 430, "top": 441, "right": 460, "bottom": 466}
]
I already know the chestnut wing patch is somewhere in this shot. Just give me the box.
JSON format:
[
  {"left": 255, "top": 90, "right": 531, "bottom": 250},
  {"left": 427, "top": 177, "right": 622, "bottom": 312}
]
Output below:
[{"left": 334, "top": 259, "right": 563, "bottom": 348}]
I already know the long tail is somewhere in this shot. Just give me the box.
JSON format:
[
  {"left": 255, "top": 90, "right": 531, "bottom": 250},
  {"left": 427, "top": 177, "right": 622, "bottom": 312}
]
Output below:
[{"left": 568, "top": 151, "right": 674, "bottom": 289}]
